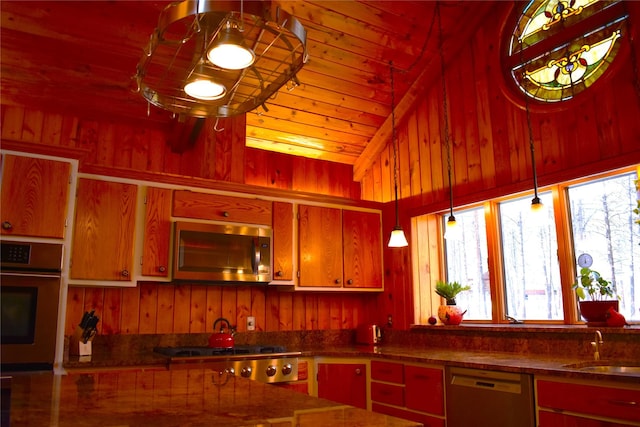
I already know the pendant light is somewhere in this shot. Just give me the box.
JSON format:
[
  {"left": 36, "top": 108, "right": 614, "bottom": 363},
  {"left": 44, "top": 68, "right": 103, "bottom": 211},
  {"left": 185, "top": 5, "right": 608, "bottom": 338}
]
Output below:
[
  {"left": 207, "top": 21, "right": 256, "bottom": 70},
  {"left": 184, "top": 61, "right": 227, "bottom": 100},
  {"left": 518, "top": 27, "right": 544, "bottom": 214},
  {"left": 437, "top": 3, "right": 460, "bottom": 241},
  {"left": 387, "top": 61, "right": 409, "bottom": 248}
]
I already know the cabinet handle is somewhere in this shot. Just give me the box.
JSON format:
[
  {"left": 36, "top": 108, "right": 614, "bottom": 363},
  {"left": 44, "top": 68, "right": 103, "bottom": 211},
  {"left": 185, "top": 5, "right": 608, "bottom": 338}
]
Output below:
[
  {"left": 158, "top": 266, "right": 166, "bottom": 273},
  {"left": 347, "top": 279, "right": 353, "bottom": 285},
  {"left": 2, "top": 221, "right": 12, "bottom": 230},
  {"left": 355, "top": 368, "right": 362, "bottom": 375},
  {"left": 121, "top": 269, "right": 130, "bottom": 277},
  {"left": 335, "top": 278, "right": 342, "bottom": 284},
  {"left": 275, "top": 271, "right": 283, "bottom": 277},
  {"left": 222, "top": 211, "right": 230, "bottom": 217}
]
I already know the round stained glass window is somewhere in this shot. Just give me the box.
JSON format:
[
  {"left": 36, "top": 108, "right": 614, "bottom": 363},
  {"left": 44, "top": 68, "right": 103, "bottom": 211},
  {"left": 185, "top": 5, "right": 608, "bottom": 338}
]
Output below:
[{"left": 507, "top": 0, "right": 629, "bottom": 102}]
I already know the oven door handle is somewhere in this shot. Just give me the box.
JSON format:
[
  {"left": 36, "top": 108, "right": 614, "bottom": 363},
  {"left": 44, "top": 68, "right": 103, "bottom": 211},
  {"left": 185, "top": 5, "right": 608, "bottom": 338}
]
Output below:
[
  {"left": 252, "top": 237, "right": 260, "bottom": 275},
  {"left": 1, "top": 272, "right": 61, "bottom": 279}
]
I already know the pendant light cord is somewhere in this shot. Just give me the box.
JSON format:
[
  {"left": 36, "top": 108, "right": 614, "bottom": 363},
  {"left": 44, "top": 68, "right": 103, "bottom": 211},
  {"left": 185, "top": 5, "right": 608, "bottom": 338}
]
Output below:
[
  {"left": 436, "top": 3, "right": 454, "bottom": 217},
  {"left": 390, "top": 61, "right": 401, "bottom": 228}
]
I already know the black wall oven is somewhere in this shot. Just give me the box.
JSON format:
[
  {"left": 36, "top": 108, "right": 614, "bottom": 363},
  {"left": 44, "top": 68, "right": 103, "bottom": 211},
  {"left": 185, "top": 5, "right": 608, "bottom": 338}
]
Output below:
[{"left": 1, "top": 240, "right": 63, "bottom": 371}]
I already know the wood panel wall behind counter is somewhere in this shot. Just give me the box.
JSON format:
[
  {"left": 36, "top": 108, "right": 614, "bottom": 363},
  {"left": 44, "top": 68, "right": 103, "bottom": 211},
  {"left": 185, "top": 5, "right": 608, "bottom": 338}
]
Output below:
[{"left": 65, "top": 284, "right": 377, "bottom": 336}]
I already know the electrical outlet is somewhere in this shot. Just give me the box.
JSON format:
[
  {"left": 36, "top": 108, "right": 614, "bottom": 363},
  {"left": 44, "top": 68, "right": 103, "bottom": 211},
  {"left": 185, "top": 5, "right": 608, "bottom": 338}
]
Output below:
[{"left": 247, "top": 316, "right": 255, "bottom": 331}]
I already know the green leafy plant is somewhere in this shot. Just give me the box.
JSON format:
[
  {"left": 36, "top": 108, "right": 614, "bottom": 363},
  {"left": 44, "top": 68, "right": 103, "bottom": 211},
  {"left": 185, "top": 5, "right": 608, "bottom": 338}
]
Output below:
[
  {"left": 634, "top": 179, "right": 640, "bottom": 230},
  {"left": 435, "top": 280, "right": 471, "bottom": 305},
  {"left": 572, "top": 267, "right": 616, "bottom": 301}
]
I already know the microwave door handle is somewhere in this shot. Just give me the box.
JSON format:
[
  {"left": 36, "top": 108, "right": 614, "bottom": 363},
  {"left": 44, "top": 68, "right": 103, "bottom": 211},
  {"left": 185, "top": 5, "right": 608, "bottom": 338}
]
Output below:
[{"left": 253, "top": 237, "right": 260, "bottom": 275}]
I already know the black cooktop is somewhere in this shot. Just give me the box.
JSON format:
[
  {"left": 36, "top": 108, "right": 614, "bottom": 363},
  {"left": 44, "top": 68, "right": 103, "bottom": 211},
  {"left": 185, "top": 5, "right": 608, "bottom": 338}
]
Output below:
[{"left": 153, "top": 345, "right": 287, "bottom": 357}]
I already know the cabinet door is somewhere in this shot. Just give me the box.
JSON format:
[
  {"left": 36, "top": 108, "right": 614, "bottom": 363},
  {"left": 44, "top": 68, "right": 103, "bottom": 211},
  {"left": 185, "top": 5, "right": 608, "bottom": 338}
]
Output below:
[
  {"left": 272, "top": 201, "right": 293, "bottom": 281},
  {"left": 404, "top": 365, "right": 444, "bottom": 416},
  {"left": 342, "top": 210, "right": 382, "bottom": 288},
  {"left": 70, "top": 178, "right": 137, "bottom": 281},
  {"left": 298, "top": 205, "right": 343, "bottom": 287},
  {"left": 317, "top": 363, "right": 366, "bottom": 409},
  {"left": 1, "top": 154, "right": 70, "bottom": 238},
  {"left": 141, "top": 187, "right": 171, "bottom": 277}
]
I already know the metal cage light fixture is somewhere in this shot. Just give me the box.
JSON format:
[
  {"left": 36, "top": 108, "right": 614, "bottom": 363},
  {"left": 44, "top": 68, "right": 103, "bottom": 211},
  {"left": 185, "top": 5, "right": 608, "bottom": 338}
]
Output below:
[
  {"left": 387, "top": 61, "right": 409, "bottom": 248},
  {"left": 134, "top": 0, "right": 308, "bottom": 118}
]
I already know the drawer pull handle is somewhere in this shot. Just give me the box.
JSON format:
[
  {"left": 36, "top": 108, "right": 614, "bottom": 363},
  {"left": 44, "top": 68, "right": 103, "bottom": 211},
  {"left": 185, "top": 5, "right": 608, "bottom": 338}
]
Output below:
[{"left": 608, "top": 400, "right": 638, "bottom": 407}]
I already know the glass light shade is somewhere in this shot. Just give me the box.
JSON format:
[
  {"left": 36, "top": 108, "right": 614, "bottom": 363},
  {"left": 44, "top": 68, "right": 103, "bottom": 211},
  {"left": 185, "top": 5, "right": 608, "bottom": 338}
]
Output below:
[
  {"left": 388, "top": 226, "right": 408, "bottom": 248},
  {"left": 207, "top": 28, "right": 255, "bottom": 70},
  {"left": 184, "top": 78, "right": 226, "bottom": 100},
  {"left": 444, "top": 215, "right": 461, "bottom": 240},
  {"left": 531, "top": 196, "right": 545, "bottom": 212}
]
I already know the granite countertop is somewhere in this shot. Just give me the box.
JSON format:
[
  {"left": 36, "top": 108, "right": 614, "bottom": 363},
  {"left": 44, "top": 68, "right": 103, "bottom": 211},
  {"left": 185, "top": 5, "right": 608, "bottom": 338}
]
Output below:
[
  {"left": 63, "top": 342, "right": 640, "bottom": 385},
  {"left": 6, "top": 369, "right": 420, "bottom": 427}
]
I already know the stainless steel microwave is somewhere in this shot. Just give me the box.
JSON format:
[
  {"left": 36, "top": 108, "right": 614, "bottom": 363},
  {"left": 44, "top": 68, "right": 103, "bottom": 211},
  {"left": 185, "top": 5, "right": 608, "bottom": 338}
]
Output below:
[{"left": 173, "top": 221, "right": 272, "bottom": 283}]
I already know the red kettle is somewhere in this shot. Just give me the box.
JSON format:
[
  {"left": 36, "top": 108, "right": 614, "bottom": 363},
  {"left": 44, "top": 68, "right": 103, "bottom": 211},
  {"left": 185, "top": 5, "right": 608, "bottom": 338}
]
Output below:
[{"left": 209, "top": 317, "right": 235, "bottom": 348}]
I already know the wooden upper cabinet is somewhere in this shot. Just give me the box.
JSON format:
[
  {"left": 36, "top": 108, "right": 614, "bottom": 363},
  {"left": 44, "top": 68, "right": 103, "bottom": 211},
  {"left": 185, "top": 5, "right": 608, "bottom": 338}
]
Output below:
[
  {"left": 173, "top": 190, "right": 272, "bottom": 225},
  {"left": 70, "top": 178, "right": 137, "bottom": 281},
  {"left": 141, "top": 187, "right": 171, "bottom": 277},
  {"left": 1, "top": 154, "right": 71, "bottom": 239},
  {"left": 298, "top": 205, "right": 343, "bottom": 287},
  {"left": 272, "top": 201, "right": 293, "bottom": 281},
  {"left": 342, "top": 210, "right": 382, "bottom": 289},
  {"left": 298, "top": 205, "right": 383, "bottom": 290}
]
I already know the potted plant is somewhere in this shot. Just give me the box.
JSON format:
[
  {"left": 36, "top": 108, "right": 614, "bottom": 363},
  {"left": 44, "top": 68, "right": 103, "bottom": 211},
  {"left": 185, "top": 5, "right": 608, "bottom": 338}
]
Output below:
[
  {"left": 573, "top": 267, "right": 618, "bottom": 326},
  {"left": 435, "top": 280, "right": 470, "bottom": 325}
]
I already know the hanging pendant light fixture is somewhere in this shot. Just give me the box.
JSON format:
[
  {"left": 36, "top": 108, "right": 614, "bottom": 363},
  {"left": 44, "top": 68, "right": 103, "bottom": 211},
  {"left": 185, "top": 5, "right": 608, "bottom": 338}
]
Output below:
[
  {"left": 519, "top": 31, "right": 544, "bottom": 214},
  {"left": 134, "top": 0, "right": 307, "bottom": 118},
  {"left": 437, "top": 3, "right": 460, "bottom": 241},
  {"left": 387, "top": 61, "right": 409, "bottom": 248}
]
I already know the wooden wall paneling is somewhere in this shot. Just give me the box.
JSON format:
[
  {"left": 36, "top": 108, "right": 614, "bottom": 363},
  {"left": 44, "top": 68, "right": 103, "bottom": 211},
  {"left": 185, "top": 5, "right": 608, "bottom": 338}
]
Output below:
[
  {"left": 427, "top": 84, "right": 445, "bottom": 202},
  {"left": 407, "top": 111, "right": 421, "bottom": 198},
  {"left": 279, "top": 292, "right": 293, "bottom": 331},
  {"left": 21, "top": 109, "right": 44, "bottom": 143},
  {"left": 65, "top": 287, "right": 85, "bottom": 335},
  {"left": 229, "top": 114, "right": 246, "bottom": 184},
  {"left": 77, "top": 119, "right": 98, "bottom": 165},
  {"left": 173, "top": 284, "right": 191, "bottom": 333},
  {"left": 236, "top": 286, "right": 252, "bottom": 332},
  {"left": 416, "top": 99, "right": 434, "bottom": 205},
  {"left": 371, "top": 158, "right": 383, "bottom": 202},
  {"left": 101, "top": 288, "right": 122, "bottom": 335},
  {"left": 305, "top": 294, "right": 318, "bottom": 330},
  {"left": 398, "top": 118, "right": 411, "bottom": 199},
  {"left": 221, "top": 287, "right": 237, "bottom": 328},
  {"left": 130, "top": 127, "right": 149, "bottom": 171},
  {"left": 243, "top": 148, "right": 269, "bottom": 187},
  {"left": 328, "top": 294, "right": 343, "bottom": 329},
  {"left": 381, "top": 143, "right": 392, "bottom": 203},
  {"left": 250, "top": 286, "right": 266, "bottom": 332},
  {"left": 264, "top": 288, "right": 279, "bottom": 331},
  {"left": 120, "top": 286, "right": 140, "bottom": 334},
  {"left": 317, "top": 296, "right": 330, "bottom": 330},
  {"left": 113, "top": 123, "right": 134, "bottom": 169},
  {"left": 147, "top": 128, "right": 167, "bottom": 173},
  {"left": 205, "top": 286, "right": 223, "bottom": 333},
  {"left": 96, "top": 121, "right": 116, "bottom": 167},
  {"left": 1, "top": 106, "right": 25, "bottom": 139},
  {"left": 461, "top": 47, "right": 482, "bottom": 193},
  {"left": 156, "top": 284, "right": 175, "bottom": 334},
  {"left": 138, "top": 283, "right": 159, "bottom": 334},
  {"left": 191, "top": 285, "right": 208, "bottom": 332},
  {"left": 539, "top": 114, "right": 561, "bottom": 176},
  {"left": 41, "top": 112, "right": 63, "bottom": 145},
  {"left": 594, "top": 85, "right": 623, "bottom": 160},
  {"left": 447, "top": 60, "right": 469, "bottom": 192},
  {"left": 292, "top": 293, "right": 306, "bottom": 330},
  {"left": 60, "top": 115, "right": 80, "bottom": 147},
  {"left": 471, "top": 24, "right": 497, "bottom": 191}
]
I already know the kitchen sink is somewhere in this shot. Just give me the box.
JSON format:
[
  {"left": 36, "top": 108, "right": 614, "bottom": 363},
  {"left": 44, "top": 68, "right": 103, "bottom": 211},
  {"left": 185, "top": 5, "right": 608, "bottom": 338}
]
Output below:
[{"left": 563, "top": 360, "right": 640, "bottom": 375}]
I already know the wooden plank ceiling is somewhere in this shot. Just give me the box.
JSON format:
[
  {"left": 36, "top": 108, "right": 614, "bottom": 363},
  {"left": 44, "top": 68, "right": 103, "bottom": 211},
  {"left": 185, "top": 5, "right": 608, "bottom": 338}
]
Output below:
[{"left": 0, "top": 0, "right": 495, "bottom": 177}]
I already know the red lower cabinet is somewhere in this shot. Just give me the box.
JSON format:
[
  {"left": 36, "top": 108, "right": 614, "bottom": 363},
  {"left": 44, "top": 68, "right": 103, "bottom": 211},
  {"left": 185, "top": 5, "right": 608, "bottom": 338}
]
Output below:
[
  {"left": 370, "top": 361, "right": 445, "bottom": 427},
  {"left": 536, "top": 378, "right": 640, "bottom": 426},
  {"left": 317, "top": 362, "right": 367, "bottom": 409}
]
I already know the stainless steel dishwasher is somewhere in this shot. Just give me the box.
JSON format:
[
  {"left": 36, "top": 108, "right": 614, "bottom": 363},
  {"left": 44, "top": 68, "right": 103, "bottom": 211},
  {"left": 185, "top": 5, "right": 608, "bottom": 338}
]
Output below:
[{"left": 445, "top": 366, "right": 535, "bottom": 427}]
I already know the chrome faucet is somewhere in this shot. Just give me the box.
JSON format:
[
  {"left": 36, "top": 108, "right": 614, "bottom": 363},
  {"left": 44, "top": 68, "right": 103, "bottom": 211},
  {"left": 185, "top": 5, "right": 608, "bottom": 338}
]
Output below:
[{"left": 591, "top": 330, "right": 603, "bottom": 361}]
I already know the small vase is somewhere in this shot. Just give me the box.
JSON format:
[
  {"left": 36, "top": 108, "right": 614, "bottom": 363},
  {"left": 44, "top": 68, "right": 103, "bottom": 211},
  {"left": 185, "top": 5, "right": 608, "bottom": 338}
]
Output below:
[{"left": 437, "top": 304, "right": 465, "bottom": 325}]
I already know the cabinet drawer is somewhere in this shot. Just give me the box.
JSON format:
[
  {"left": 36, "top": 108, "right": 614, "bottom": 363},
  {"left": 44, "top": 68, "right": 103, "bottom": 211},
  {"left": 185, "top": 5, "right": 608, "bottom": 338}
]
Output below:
[
  {"left": 404, "top": 365, "right": 444, "bottom": 416},
  {"left": 173, "top": 190, "right": 272, "bottom": 225},
  {"left": 537, "top": 380, "right": 640, "bottom": 423},
  {"left": 371, "top": 382, "right": 404, "bottom": 406},
  {"left": 538, "top": 410, "right": 630, "bottom": 427},
  {"left": 371, "top": 361, "right": 404, "bottom": 383},
  {"left": 372, "top": 403, "right": 445, "bottom": 427}
]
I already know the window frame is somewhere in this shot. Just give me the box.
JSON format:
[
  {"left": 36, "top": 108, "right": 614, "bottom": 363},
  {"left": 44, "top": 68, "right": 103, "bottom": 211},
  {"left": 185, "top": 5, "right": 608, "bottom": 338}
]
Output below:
[{"left": 412, "top": 165, "right": 639, "bottom": 325}]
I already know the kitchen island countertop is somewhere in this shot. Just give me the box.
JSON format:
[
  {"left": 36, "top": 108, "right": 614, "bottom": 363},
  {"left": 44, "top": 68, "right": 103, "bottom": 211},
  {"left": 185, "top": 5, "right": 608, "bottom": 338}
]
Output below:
[{"left": 7, "top": 368, "right": 421, "bottom": 427}]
